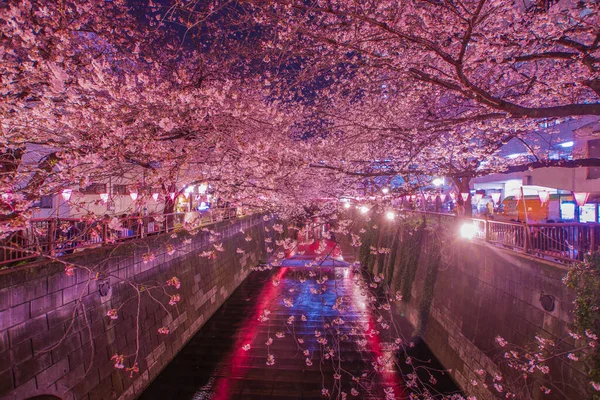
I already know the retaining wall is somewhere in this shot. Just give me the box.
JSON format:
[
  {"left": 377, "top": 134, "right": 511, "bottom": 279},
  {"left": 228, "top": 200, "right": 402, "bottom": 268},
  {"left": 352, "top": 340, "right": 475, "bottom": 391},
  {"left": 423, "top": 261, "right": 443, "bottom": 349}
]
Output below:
[{"left": 0, "top": 214, "right": 271, "bottom": 400}]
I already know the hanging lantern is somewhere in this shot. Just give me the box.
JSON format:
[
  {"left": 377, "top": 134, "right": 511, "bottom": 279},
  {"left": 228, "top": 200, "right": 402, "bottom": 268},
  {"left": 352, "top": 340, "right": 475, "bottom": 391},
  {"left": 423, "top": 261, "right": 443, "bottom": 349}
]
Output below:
[
  {"left": 473, "top": 193, "right": 483, "bottom": 204},
  {"left": 439, "top": 193, "right": 447, "bottom": 202},
  {"left": 169, "top": 192, "right": 176, "bottom": 201},
  {"left": 152, "top": 193, "right": 159, "bottom": 201},
  {"left": 538, "top": 190, "right": 550, "bottom": 205},
  {"left": 449, "top": 192, "right": 457, "bottom": 200},
  {"left": 423, "top": 193, "right": 430, "bottom": 202},
  {"left": 129, "top": 192, "right": 138, "bottom": 201},
  {"left": 100, "top": 193, "right": 109, "bottom": 203},
  {"left": 198, "top": 183, "right": 208, "bottom": 194},
  {"left": 490, "top": 192, "right": 501, "bottom": 205},
  {"left": 410, "top": 195, "right": 416, "bottom": 201},
  {"left": 61, "top": 189, "right": 72, "bottom": 201},
  {"left": 460, "top": 192, "right": 469, "bottom": 202},
  {"left": 573, "top": 192, "right": 590, "bottom": 207}
]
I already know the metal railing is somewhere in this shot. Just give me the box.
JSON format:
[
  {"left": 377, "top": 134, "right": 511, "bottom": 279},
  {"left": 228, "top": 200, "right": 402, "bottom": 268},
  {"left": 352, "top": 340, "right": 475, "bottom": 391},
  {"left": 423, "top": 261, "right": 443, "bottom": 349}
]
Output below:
[
  {"left": 401, "top": 209, "right": 600, "bottom": 264},
  {"left": 0, "top": 208, "right": 240, "bottom": 267}
]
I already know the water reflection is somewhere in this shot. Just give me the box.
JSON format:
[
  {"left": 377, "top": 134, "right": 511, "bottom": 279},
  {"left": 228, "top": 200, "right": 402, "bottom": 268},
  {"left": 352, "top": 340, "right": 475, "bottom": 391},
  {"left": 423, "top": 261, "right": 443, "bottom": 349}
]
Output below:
[{"left": 141, "top": 239, "right": 459, "bottom": 399}]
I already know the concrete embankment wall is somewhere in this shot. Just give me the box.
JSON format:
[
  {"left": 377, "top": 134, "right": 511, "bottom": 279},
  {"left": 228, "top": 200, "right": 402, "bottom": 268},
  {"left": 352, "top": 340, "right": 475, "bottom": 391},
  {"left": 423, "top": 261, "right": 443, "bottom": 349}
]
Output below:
[
  {"left": 355, "top": 213, "right": 586, "bottom": 400},
  {"left": 0, "top": 214, "right": 271, "bottom": 400}
]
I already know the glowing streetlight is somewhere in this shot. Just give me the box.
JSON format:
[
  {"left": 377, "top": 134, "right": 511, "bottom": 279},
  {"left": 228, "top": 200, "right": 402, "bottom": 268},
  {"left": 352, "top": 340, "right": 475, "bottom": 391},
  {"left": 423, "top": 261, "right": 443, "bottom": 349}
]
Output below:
[
  {"left": 432, "top": 178, "right": 444, "bottom": 187},
  {"left": 382, "top": 187, "right": 389, "bottom": 194},
  {"left": 100, "top": 193, "right": 109, "bottom": 203},
  {"left": 359, "top": 205, "right": 369, "bottom": 214},
  {"left": 460, "top": 223, "right": 478, "bottom": 240},
  {"left": 385, "top": 211, "right": 395, "bottom": 220},
  {"left": 343, "top": 202, "right": 351, "bottom": 209},
  {"left": 129, "top": 192, "right": 138, "bottom": 201},
  {"left": 152, "top": 193, "right": 159, "bottom": 201}
]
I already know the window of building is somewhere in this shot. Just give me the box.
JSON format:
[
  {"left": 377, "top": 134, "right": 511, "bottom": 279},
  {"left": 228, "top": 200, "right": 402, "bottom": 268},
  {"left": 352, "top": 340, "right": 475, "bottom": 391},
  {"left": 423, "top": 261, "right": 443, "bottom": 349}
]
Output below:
[
  {"left": 588, "top": 138, "right": 600, "bottom": 179},
  {"left": 113, "top": 184, "right": 128, "bottom": 195},
  {"left": 80, "top": 183, "right": 107, "bottom": 194},
  {"left": 32, "top": 195, "right": 53, "bottom": 209}
]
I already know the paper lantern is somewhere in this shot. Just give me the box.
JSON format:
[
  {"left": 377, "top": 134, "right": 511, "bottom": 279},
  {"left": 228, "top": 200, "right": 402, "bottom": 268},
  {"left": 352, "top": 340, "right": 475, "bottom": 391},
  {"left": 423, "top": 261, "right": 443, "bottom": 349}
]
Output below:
[
  {"left": 100, "top": 193, "right": 109, "bottom": 203},
  {"left": 439, "top": 193, "right": 447, "bottom": 202},
  {"left": 61, "top": 189, "right": 72, "bottom": 201},
  {"left": 460, "top": 192, "right": 469, "bottom": 202},
  {"left": 538, "top": 190, "right": 550, "bottom": 204},
  {"left": 169, "top": 192, "right": 176, "bottom": 200},
  {"left": 573, "top": 192, "right": 590, "bottom": 207},
  {"left": 152, "top": 193, "right": 159, "bottom": 201},
  {"left": 490, "top": 192, "right": 501, "bottom": 205},
  {"left": 449, "top": 192, "right": 457, "bottom": 200},
  {"left": 129, "top": 192, "right": 138, "bottom": 201},
  {"left": 424, "top": 193, "right": 430, "bottom": 201},
  {"left": 473, "top": 193, "right": 483, "bottom": 204}
]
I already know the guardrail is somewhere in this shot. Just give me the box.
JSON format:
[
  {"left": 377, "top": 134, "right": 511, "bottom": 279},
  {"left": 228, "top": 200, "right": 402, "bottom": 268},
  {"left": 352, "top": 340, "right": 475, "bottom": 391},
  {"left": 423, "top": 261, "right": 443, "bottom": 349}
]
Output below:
[
  {"left": 401, "top": 210, "right": 600, "bottom": 264},
  {"left": 0, "top": 208, "right": 241, "bottom": 267}
]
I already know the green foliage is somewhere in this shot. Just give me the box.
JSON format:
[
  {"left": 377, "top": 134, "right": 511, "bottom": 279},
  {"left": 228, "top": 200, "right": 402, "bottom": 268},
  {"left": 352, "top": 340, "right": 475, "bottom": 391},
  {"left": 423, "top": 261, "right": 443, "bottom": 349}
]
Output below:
[{"left": 564, "top": 252, "right": 600, "bottom": 395}]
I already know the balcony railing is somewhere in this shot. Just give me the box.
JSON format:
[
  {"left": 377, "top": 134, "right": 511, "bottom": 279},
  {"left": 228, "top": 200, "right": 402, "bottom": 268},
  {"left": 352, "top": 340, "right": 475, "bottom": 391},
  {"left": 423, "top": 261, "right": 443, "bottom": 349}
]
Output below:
[
  {"left": 0, "top": 208, "right": 241, "bottom": 268},
  {"left": 401, "top": 210, "right": 599, "bottom": 264}
]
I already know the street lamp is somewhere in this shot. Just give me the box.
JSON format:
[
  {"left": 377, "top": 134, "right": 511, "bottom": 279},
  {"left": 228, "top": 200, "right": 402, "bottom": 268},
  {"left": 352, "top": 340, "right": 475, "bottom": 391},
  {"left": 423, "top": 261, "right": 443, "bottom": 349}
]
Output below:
[
  {"left": 359, "top": 205, "right": 369, "bottom": 214},
  {"left": 385, "top": 211, "right": 395, "bottom": 220},
  {"left": 382, "top": 187, "right": 389, "bottom": 194}
]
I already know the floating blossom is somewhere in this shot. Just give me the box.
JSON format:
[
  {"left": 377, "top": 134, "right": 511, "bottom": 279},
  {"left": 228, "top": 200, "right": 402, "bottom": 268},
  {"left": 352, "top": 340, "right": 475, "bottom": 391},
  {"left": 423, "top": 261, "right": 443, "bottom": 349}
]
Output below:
[
  {"left": 384, "top": 387, "right": 395, "bottom": 400},
  {"left": 567, "top": 353, "right": 579, "bottom": 361},
  {"left": 283, "top": 297, "right": 293, "bottom": 307},
  {"left": 213, "top": 243, "right": 224, "bottom": 252},
  {"left": 333, "top": 373, "right": 341, "bottom": 380},
  {"left": 183, "top": 238, "right": 192, "bottom": 245},
  {"left": 199, "top": 250, "right": 216, "bottom": 259},
  {"left": 245, "top": 235, "right": 252, "bottom": 242},
  {"left": 301, "top": 315, "right": 307, "bottom": 322},
  {"left": 266, "top": 354, "right": 275, "bottom": 365},
  {"left": 106, "top": 309, "right": 118, "bottom": 320},
  {"left": 265, "top": 337, "right": 273, "bottom": 345},
  {"left": 166, "top": 244, "right": 175, "bottom": 255},
  {"left": 305, "top": 358, "right": 313, "bottom": 366},
  {"left": 303, "top": 349, "right": 310, "bottom": 356},
  {"left": 540, "top": 386, "right": 551, "bottom": 394},
  {"left": 169, "top": 294, "right": 181, "bottom": 305},
  {"left": 65, "top": 264, "right": 75, "bottom": 276},
  {"left": 236, "top": 248, "right": 245, "bottom": 254},
  {"left": 142, "top": 253, "right": 155, "bottom": 263},
  {"left": 158, "top": 326, "right": 169, "bottom": 335},
  {"left": 242, "top": 344, "right": 251, "bottom": 351},
  {"left": 276, "top": 331, "right": 285, "bottom": 338},
  {"left": 592, "top": 382, "right": 600, "bottom": 391},
  {"left": 495, "top": 336, "right": 508, "bottom": 347},
  {"left": 166, "top": 276, "right": 181, "bottom": 289},
  {"left": 126, "top": 363, "right": 139, "bottom": 378},
  {"left": 272, "top": 279, "right": 280, "bottom": 287},
  {"left": 111, "top": 354, "right": 125, "bottom": 369},
  {"left": 351, "top": 388, "right": 359, "bottom": 396},
  {"left": 321, "top": 388, "right": 329, "bottom": 397},
  {"left": 266, "top": 246, "right": 273, "bottom": 253},
  {"left": 287, "top": 316, "right": 295, "bottom": 325},
  {"left": 298, "top": 338, "right": 304, "bottom": 344},
  {"left": 258, "top": 309, "right": 271, "bottom": 322},
  {"left": 585, "top": 329, "right": 598, "bottom": 340}
]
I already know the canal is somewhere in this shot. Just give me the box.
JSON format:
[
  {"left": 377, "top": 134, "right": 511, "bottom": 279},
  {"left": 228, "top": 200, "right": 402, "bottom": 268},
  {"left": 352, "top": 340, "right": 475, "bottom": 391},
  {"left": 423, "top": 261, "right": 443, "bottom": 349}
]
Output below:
[{"left": 140, "top": 245, "right": 460, "bottom": 399}]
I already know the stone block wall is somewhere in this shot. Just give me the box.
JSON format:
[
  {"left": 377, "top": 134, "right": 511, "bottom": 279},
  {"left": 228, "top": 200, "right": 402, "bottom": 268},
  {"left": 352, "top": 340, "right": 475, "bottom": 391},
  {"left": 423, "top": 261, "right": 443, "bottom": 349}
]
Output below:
[
  {"left": 0, "top": 214, "right": 271, "bottom": 400},
  {"left": 355, "top": 213, "right": 587, "bottom": 399}
]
